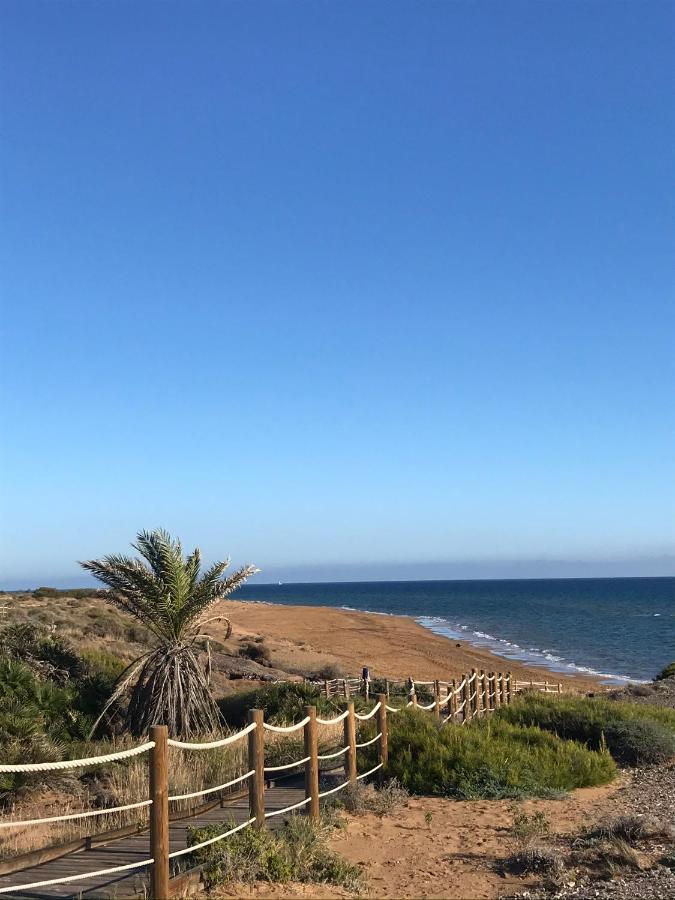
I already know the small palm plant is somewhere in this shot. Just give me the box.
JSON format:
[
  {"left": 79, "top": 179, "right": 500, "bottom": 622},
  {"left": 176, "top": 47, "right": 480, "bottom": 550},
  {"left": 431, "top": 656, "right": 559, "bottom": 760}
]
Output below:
[{"left": 80, "top": 529, "right": 257, "bottom": 737}]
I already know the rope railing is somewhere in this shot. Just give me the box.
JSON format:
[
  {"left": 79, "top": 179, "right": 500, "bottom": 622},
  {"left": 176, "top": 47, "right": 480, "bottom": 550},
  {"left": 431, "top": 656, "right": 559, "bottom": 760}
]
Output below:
[
  {"left": 0, "top": 799, "right": 152, "bottom": 829},
  {"left": 167, "top": 723, "right": 256, "bottom": 750},
  {"left": 0, "top": 669, "right": 563, "bottom": 895},
  {"left": 0, "top": 741, "right": 155, "bottom": 773},
  {"left": 168, "top": 770, "right": 254, "bottom": 802},
  {"left": 263, "top": 717, "right": 310, "bottom": 733}
]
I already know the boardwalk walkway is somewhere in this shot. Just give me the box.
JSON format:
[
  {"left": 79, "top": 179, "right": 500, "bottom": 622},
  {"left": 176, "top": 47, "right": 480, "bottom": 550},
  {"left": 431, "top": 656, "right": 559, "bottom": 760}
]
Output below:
[{"left": 0, "top": 779, "right": 306, "bottom": 899}]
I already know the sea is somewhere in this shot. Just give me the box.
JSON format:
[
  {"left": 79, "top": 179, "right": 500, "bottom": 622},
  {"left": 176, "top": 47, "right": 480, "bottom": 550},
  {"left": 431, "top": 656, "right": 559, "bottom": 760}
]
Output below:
[{"left": 234, "top": 577, "right": 675, "bottom": 684}]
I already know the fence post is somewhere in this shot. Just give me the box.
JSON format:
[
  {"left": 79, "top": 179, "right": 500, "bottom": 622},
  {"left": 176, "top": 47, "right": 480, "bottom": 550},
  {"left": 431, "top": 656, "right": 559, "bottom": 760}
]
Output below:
[
  {"left": 473, "top": 671, "right": 482, "bottom": 718},
  {"left": 495, "top": 674, "right": 502, "bottom": 709},
  {"left": 500, "top": 674, "right": 507, "bottom": 706},
  {"left": 343, "top": 701, "right": 357, "bottom": 785},
  {"left": 479, "top": 670, "right": 486, "bottom": 712},
  {"left": 376, "top": 694, "right": 388, "bottom": 770},
  {"left": 324, "top": 679, "right": 330, "bottom": 698},
  {"left": 469, "top": 670, "right": 477, "bottom": 717},
  {"left": 506, "top": 672, "right": 513, "bottom": 704},
  {"left": 384, "top": 678, "right": 390, "bottom": 699},
  {"left": 544, "top": 679, "right": 549, "bottom": 694},
  {"left": 150, "top": 725, "right": 169, "bottom": 900},
  {"left": 449, "top": 679, "right": 457, "bottom": 722},
  {"left": 343, "top": 679, "right": 350, "bottom": 700},
  {"left": 248, "top": 709, "right": 265, "bottom": 828},
  {"left": 558, "top": 682, "right": 562, "bottom": 694},
  {"left": 461, "top": 674, "right": 470, "bottom": 722},
  {"left": 432, "top": 680, "right": 440, "bottom": 721},
  {"left": 303, "top": 705, "right": 319, "bottom": 822}
]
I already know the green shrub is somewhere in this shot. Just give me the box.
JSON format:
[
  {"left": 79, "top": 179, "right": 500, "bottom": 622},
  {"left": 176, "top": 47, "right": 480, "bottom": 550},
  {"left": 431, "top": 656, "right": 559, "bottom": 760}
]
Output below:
[
  {"left": 656, "top": 662, "right": 675, "bottom": 681},
  {"left": 382, "top": 708, "right": 615, "bottom": 799},
  {"left": 188, "top": 814, "right": 362, "bottom": 891},
  {"left": 497, "top": 694, "right": 675, "bottom": 766},
  {"left": 239, "top": 641, "right": 272, "bottom": 665}
]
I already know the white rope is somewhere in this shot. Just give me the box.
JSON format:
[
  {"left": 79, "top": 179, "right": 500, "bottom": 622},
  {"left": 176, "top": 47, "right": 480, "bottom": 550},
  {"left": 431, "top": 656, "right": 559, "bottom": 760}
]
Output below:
[
  {"left": 0, "top": 800, "right": 151, "bottom": 830},
  {"left": 467, "top": 673, "right": 476, "bottom": 684},
  {"left": 417, "top": 700, "right": 436, "bottom": 711},
  {"left": 0, "top": 856, "right": 154, "bottom": 893},
  {"left": 413, "top": 680, "right": 435, "bottom": 686},
  {"left": 0, "top": 741, "right": 155, "bottom": 773},
  {"left": 455, "top": 679, "right": 467, "bottom": 692},
  {"left": 469, "top": 692, "right": 477, "bottom": 702},
  {"left": 264, "top": 756, "right": 310, "bottom": 772},
  {"left": 264, "top": 796, "right": 311, "bottom": 818},
  {"left": 317, "top": 746, "right": 349, "bottom": 760},
  {"left": 263, "top": 717, "right": 310, "bottom": 734},
  {"left": 167, "top": 723, "right": 256, "bottom": 750},
  {"left": 355, "top": 762, "right": 383, "bottom": 781},
  {"left": 318, "top": 779, "right": 351, "bottom": 798},
  {"left": 0, "top": 799, "right": 151, "bottom": 829},
  {"left": 316, "top": 710, "right": 350, "bottom": 725},
  {"left": 169, "top": 770, "right": 254, "bottom": 802},
  {"left": 355, "top": 732, "right": 381, "bottom": 748},
  {"left": 438, "top": 693, "right": 451, "bottom": 707},
  {"left": 169, "top": 817, "right": 255, "bottom": 858},
  {"left": 456, "top": 700, "right": 466, "bottom": 712},
  {"left": 354, "top": 701, "right": 381, "bottom": 720}
]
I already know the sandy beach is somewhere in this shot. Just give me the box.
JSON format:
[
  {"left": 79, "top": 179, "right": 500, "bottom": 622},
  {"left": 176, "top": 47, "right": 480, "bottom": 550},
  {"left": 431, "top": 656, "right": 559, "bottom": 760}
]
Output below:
[{"left": 215, "top": 599, "right": 605, "bottom": 692}]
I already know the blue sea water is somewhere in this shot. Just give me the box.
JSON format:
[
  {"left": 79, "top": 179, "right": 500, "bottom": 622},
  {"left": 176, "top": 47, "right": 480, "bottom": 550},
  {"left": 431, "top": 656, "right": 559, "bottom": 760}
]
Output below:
[{"left": 235, "top": 577, "right": 675, "bottom": 684}]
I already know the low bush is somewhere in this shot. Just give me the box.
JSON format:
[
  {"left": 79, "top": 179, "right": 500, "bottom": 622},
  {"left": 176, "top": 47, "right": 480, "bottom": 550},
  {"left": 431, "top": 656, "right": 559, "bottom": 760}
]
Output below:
[
  {"left": 337, "top": 779, "right": 408, "bottom": 817},
  {"left": 657, "top": 662, "right": 675, "bottom": 681},
  {"left": 504, "top": 846, "right": 565, "bottom": 878},
  {"left": 238, "top": 641, "right": 272, "bottom": 665},
  {"left": 381, "top": 708, "right": 615, "bottom": 799},
  {"left": 188, "top": 814, "right": 362, "bottom": 891},
  {"left": 586, "top": 815, "right": 674, "bottom": 846},
  {"left": 497, "top": 693, "right": 675, "bottom": 766}
]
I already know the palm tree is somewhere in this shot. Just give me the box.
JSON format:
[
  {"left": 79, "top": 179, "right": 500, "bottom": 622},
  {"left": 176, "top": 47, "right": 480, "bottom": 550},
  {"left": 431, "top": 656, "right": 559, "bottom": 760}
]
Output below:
[{"left": 80, "top": 529, "right": 257, "bottom": 737}]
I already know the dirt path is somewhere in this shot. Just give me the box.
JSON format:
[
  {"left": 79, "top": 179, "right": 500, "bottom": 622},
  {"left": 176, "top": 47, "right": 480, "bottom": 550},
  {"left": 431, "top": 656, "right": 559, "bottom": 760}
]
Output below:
[{"left": 210, "top": 780, "right": 624, "bottom": 899}]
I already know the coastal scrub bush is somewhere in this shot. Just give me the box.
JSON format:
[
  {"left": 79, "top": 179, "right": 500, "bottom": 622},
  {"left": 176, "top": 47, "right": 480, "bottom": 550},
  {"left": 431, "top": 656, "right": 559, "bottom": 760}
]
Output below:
[
  {"left": 657, "top": 662, "right": 675, "bottom": 681},
  {"left": 337, "top": 779, "right": 409, "bottom": 817},
  {"left": 382, "top": 708, "right": 615, "bottom": 799},
  {"left": 188, "top": 814, "right": 362, "bottom": 891},
  {"left": 496, "top": 693, "right": 675, "bottom": 766}
]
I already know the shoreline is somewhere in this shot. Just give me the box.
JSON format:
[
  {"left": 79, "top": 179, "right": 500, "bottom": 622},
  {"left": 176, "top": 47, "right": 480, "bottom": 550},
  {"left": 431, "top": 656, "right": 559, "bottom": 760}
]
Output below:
[{"left": 215, "top": 598, "right": 611, "bottom": 691}]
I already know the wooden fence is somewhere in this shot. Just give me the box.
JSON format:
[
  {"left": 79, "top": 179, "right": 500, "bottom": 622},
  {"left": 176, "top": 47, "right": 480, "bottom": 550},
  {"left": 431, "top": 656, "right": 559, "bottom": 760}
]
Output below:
[{"left": 0, "top": 670, "right": 561, "bottom": 896}]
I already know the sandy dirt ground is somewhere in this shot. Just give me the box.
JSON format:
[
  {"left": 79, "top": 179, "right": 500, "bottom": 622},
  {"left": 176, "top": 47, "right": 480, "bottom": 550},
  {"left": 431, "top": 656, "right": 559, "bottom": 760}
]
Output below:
[
  {"left": 210, "top": 779, "right": 625, "bottom": 899},
  {"left": 215, "top": 600, "right": 605, "bottom": 692}
]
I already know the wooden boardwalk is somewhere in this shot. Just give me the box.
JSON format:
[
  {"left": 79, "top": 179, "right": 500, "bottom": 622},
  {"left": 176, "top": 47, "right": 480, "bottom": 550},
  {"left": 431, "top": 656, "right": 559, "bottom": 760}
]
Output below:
[{"left": 0, "top": 780, "right": 308, "bottom": 899}]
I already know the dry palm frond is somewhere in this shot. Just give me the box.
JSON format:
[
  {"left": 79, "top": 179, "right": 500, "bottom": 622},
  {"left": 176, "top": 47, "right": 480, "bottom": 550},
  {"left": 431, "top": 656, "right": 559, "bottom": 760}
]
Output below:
[{"left": 80, "top": 529, "right": 258, "bottom": 738}]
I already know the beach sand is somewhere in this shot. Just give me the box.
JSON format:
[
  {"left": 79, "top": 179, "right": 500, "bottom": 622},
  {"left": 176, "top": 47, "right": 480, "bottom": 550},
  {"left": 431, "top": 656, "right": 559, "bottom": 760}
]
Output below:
[{"left": 215, "top": 599, "right": 605, "bottom": 691}]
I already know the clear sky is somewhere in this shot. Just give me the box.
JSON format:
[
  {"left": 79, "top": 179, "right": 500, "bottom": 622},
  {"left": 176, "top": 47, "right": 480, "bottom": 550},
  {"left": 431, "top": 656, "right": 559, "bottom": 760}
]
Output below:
[{"left": 1, "top": 1, "right": 674, "bottom": 587}]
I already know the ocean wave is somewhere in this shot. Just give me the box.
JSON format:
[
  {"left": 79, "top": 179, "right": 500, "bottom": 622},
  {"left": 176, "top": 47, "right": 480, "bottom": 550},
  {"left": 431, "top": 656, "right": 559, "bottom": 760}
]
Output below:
[{"left": 415, "top": 616, "right": 647, "bottom": 685}]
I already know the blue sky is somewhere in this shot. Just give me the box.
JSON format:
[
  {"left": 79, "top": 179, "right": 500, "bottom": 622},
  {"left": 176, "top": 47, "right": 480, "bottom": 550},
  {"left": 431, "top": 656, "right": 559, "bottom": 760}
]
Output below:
[{"left": 1, "top": 1, "right": 673, "bottom": 586}]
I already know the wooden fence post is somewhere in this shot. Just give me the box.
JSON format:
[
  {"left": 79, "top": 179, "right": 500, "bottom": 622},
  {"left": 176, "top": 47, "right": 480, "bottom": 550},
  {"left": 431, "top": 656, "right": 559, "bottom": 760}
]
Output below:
[
  {"left": 324, "top": 679, "right": 330, "bottom": 698},
  {"left": 495, "top": 674, "right": 502, "bottom": 709},
  {"left": 433, "top": 679, "right": 441, "bottom": 721},
  {"left": 384, "top": 678, "right": 390, "bottom": 699},
  {"left": 461, "top": 674, "right": 470, "bottom": 722},
  {"left": 558, "top": 682, "right": 562, "bottom": 694},
  {"left": 303, "top": 705, "right": 319, "bottom": 822},
  {"left": 376, "top": 694, "right": 388, "bottom": 770},
  {"left": 506, "top": 672, "right": 513, "bottom": 704},
  {"left": 248, "top": 709, "right": 265, "bottom": 828},
  {"left": 344, "top": 701, "right": 357, "bottom": 785},
  {"left": 544, "top": 679, "right": 549, "bottom": 694},
  {"left": 479, "top": 670, "right": 486, "bottom": 713},
  {"left": 343, "top": 679, "right": 350, "bottom": 699},
  {"left": 500, "top": 674, "right": 507, "bottom": 706},
  {"left": 470, "top": 670, "right": 478, "bottom": 717},
  {"left": 150, "top": 725, "right": 169, "bottom": 900},
  {"left": 449, "top": 679, "right": 457, "bottom": 722},
  {"left": 473, "top": 671, "right": 482, "bottom": 718}
]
